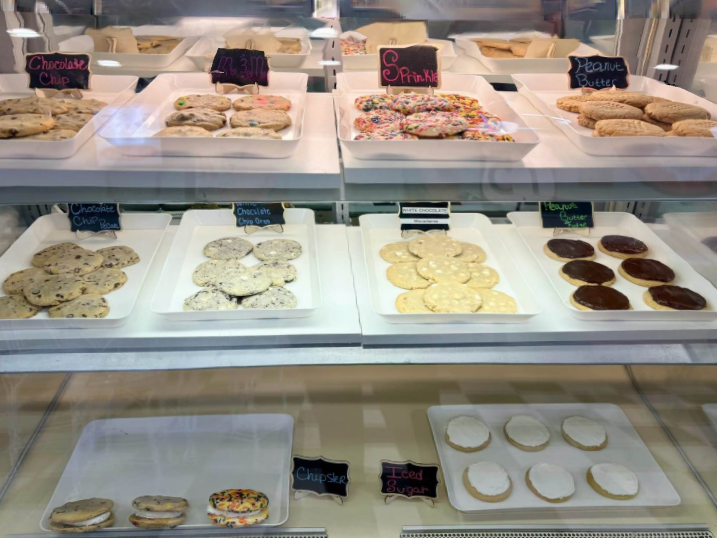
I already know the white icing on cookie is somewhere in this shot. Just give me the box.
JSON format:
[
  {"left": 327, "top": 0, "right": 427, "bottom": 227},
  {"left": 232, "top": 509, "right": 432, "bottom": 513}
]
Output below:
[
  {"left": 590, "top": 463, "right": 638, "bottom": 496},
  {"left": 467, "top": 461, "right": 510, "bottom": 496},
  {"left": 505, "top": 415, "right": 550, "bottom": 447},
  {"left": 562, "top": 416, "right": 606, "bottom": 448},
  {"left": 528, "top": 463, "right": 575, "bottom": 500},
  {"left": 447, "top": 416, "right": 490, "bottom": 448}
]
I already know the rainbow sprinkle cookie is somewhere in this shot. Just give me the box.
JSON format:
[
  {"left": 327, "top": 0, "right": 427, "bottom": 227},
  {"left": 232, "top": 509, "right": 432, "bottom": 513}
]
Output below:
[
  {"left": 401, "top": 112, "right": 469, "bottom": 138},
  {"left": 391, "top": 93, "right": 453, "bottom": 115},
  {"left": 458, "top": 109, "right": 502, "bottom": 129},
  {"left": 341, "top": 38, "right": 367, "bottom": 55},
  {"left": 354, "top": 128, "right": 416, "bottom": 140},
  {"left": 354, "top": 110, "right": 403, "bottom": 132},
  {"left": 355, "top": 94, "right": 396, "bottom": 112},
  {"left": 442, "top": 94, "right": 482, "bottom": 113},
  {"left": 462, "top": 128, "right": 515, "bottom": 142}
]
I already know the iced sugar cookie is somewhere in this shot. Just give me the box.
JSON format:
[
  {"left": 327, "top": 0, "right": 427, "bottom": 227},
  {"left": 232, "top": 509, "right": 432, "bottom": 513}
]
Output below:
[
  {"left": 504, "top": 415, "right": 549, "bottom": 451},
  {"left": 526, "top": 463, "right": 575, "bottom": 503},
  {"left": 587, "top": 463, "right": 638, "bottom": 500},
  {"left": 561, "top": 416, "right": 607, "bottom": 450},
  {"left": 446, "top": 416, "right": 491, "bottom": 452},
  {"left": 463, "top": 461, "right": 512, "bottom": 502}
]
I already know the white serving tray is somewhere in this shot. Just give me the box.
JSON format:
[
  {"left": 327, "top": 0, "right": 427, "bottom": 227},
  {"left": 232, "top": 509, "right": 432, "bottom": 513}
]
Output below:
[
  {"left": 100, "top": 72, "right": 307, "bottom": 159},
  {"left": 664, "top": 212, "right": 717, "bottom": 286},
  {"left": 428, "top": 403, "right": 680, "bottom": 513},
  {"left": 89, "top": 35, "right": 198, "bottom": 69},
  {"left": 359, "top": 213, "right": 541, "bottom": 324},
  {"left": 513, "top": 73, "right": 717, "bottom": 157},
  {"left": 151, "top": 208, "right": 321, "bottom": 321},
  {"left": 41, "top": 414, "right": 293, "bottom": 530},
  {"left": 0, "top": 212, "right": 170, "bottom": 330},
  {"left": 187, "top": 35, "right": 312, "bottom": 71},
  {"left": 335, "top": 72, "right": 539, "bottom": 162},
  {"left": 455, "top": 37, "right": 600, "bottom": 74},
  {"left": 341, "top": 38, "right": 456, "bottom": 71},
  {"left": 508, "top": 211, "right": 717, "bottom": 321},
  {"left": 0, "top": 73, "right": 137, "bottom": 159}
]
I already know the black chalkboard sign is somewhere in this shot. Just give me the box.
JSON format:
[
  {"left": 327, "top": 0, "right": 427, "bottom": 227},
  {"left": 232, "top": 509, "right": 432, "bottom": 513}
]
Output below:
[
  {"left": 540, "top": 202, "right": 594, "bottom": 229},
  {"left": 399, "top": 202, "right": 450, "bottom": 233},
  {"left": 24, "top": 53, "right": 91, "bottom": 91},
  {"left": 378, "top": 45, "right": 441, "bottom": 88},
  {"left": 379, "top": 460, "right": 440, "bottom": 501},
  {"left": 568, "top": 55, "right": 629, "bottom": 90},
  {"left": 292, "top": 456, "right": 350, "bottom": 500},
  {"left": 233, "top": 203, "right": 285, "bottom": 228},
  {"left": 211, "top": 48, "right": 269, "bottom": 87},
  {"left": 68, "top": 203, "right": 121, "bottom": 233}
]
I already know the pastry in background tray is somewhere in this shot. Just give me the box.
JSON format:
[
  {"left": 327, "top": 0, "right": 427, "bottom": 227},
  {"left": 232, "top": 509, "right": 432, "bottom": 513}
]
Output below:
[
  {"left": 560, "top": 260, "right": 615, "bottom": 286},
  {"left": 561, "top": 416, "right": 607, "bottom": 450},
  {"left": 354, "top": 110, "right": 403, "bottom": 133},
  {"left": 598, "top": 235, "right": 648, "bottom": 259},
  {"left": 173, "top": 94, "right": 231, "bottom": 112},
  {"left": 355, "top": 94, "right": 396, "bottom": 112},
  {"left": 619, "top": 258, "right": 675, "bottom": 287},
  {"left": 49, "top": 497, "right": 115, "bottom": 532},
  {"left": 525, "top": 463, "right": 575, "bottom": 503},
  {"left": 644, "top": 285, "right": 707, "bottom": 311},
  {"left": 587, "top": 463, "right": 639, "bottom": 500},
  {"left": 446, "top": 415, "right": 491, "bottom": 452},
  {"left": 395, "top": 289, "right": 431, "bottom": 313},
  {"left": 60, "top": 98, "right": 107, "bottom": 115},
  {"left": 129, "top": 496, "right": 189, "bottom": 529},
  {"left": 207, "top": 489, "right": 269, "bottom": 528},
  {"left": 424, "top": 282, "right": 482, "bottom": 313},
  {"left": 154, "top": 126, "right": 213, "bottom": 137},
  {"left": 0, "top": 114, "right": 56, "bottom": 139},
  {"left": 570, "top": 285, "right": 632, "bottom": 311},
  {"left": 463, "top": 461, "right": 512, "bottom": 502},
  {"left": 0, "top": 295, "right": 40, "bottom": 319},
  {"left": 544, "top": 238, "right": 595, "bottom": 262},
  {"left": 184, "top": 288, "right": 239, "bottom": 311},
  {"left": 341, "top": 36, "right": 367, "bottom": 56},
  {"left": 166, "top": 108, "right": 227, "bottom": 131},
  {"left": 48, "top": 294, "right": 110, "bottom": 318},
  {"left": 242, "top": 286, "right": 297, "bottom": 309},
  {"left": 136, "top": 36, "right": 182, "bottom": 55},
  {"left": 391, "top": 93, "right": 453, "bottom": 115},
  {"left": 217, "top": 128, "right": 282, "bottom": 139},
  {"left": 0, "top": 96, "right": 68, "bottom": 116},
  {"left": 233, "top": 95, "right": 291, "bottom": 112},
  {"left": 462, "top": 129, "right": 515, "bottom": 142},
  {"left": 230, "top": 109, "right": 291, "bottom": 131},
  {"left": 669, "top": 119, "right": 717, "bottom": 137},
  {"left": 593, "top": 119, "right": 666, "bottom": 137},
  {"left": 473, "top": 288, "right": 517, "bottom": 313},
  {"left": 504, "top": 414, "right": 550, "bottom": 451}
]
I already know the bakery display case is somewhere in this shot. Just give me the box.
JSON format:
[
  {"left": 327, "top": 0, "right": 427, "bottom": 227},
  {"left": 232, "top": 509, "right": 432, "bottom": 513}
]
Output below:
[{"left": 4, "top": 1, "right": 717, "bottom": 538}]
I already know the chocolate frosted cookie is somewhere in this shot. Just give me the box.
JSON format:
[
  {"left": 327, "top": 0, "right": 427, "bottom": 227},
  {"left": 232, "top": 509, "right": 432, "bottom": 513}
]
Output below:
[
  {"left": 645, "top": 285, "right": 707, "bottom": 311},
  {"left": 560, "top": 260, "right": 615, "bottom": 286},
  {"left": 570, "top": 285, "right": 631, "bottom": 311},
  {"left": 619, "top": 258, "right": 675, "bottom": 287},
  {"left": 598, "top": 235, "right": 648, "bottom": 259},
  {"left": 544, "top": 239, "right": 595, "bottom": 262}
]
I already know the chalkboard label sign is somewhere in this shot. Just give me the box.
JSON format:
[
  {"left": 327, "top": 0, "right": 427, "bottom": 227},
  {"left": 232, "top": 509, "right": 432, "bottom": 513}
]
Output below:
[
  {"left": 399, "top": 202, "right": 450, "bottom": 233},
  {"left": 379, "top": 460, "right": 440, "bottom": 503},
  {"left": 568, "top": 55, "right": 629, "bottom": 90},
  {"left": 233, "top": 203, "right": 285, "bottom": 228},
  {"left": 211, "top": 48, "right": 269, "bottom": 87},
  {"left": 540, "top": 202, "right": 594, "bottom": 229},
  {"left": 24, "top": 52, "right": 91, "bottom": 91},
  {"left": 292, "top": 456, "right": 350, "bottom": 501},
  {"left": 68, "top": 203, "right": 121, "bottom": 233},
  {"left": 378, "top": 45, "right": 441, "bottom": 89}
]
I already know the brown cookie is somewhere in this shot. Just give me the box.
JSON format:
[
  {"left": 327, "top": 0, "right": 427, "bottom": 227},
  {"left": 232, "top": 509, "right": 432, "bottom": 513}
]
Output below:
[
  {"left": 644, "top": 101, "right": 711, "bottom": 124},
  {"left": 557, "top": 95, "right": 591, "bottom": 113},
  {"left": 641, "top": 114, "right": 672, "bottom": 131},
  {"left": 577, "top": 114, "right": 597, "bottom": 129},
  {"left": 588, "top": 91, "right": 654, "bottom": 109},
  {"left": 593, "top": 119, "right": 666, "bottom": 137},
  {"left": 670, "top": 119, "right": 717, "bottom": 137},
  {"left": 579, "top": 101, "right": 643, "bottom": 121}
]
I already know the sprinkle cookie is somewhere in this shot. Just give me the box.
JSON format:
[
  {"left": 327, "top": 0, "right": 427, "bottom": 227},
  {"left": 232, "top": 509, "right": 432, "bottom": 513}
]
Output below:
[
  {"left": 354, "top": 110, "right": 403, "bottom": 133},
  {"left": 154, "top": 126, "right": 213, "bottom": 137},
  {"left": 391, "top": 93, "right": 453, "bottom": 115},
  {"left": 354, "top": 129, "right": 415, "bottom": 140},
  {"left": 166, "top": 108, "right": 227, "bottom": 131},
  {"left": 217, "top": 128, "right": 282, "bottom": 139},
  {"left": 441, "top": 94, "right": 481, "bottom": 113},
  {"left": 401, "top": 112, "right": 469, "bottom": 138},
  {"left": 355, "top": 94, "right": 396, "bottom": 112},
  {"left": 207, "top": 489, "right": 269, "bottom": 528}
]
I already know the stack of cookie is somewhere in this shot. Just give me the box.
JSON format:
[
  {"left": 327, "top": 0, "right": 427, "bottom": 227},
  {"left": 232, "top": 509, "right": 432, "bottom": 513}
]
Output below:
[
  {"left": 184, "top": 237, "right": 301, "bottom": 311},
  {"left": 155, "top": 94, "right": 292, "bottom": 139},
  {"left": 382, "top": 234, "right": 517, "bottom": 314},
  {"left": 556, "top": 90, "right": 717, "bottom": 137},
  {"left": 0, "top": 96, "right": 107, "bottom": 140},
  {"left": 0, "top": 242, "right": 139, "bottom": 320},
  {"left": 473, "top": 38, "right": 532, "bottom": 59},
  {"left": 352, "top": 92, "right": 514, "bottom": 142}
]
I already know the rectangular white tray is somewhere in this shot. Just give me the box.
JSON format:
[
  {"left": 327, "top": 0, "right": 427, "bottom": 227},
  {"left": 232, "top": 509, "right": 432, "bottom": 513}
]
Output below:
[
  {"left": 428, "top": 403, "right": 680, "bottom": 513},
  {"left": 90, "top": 35, "right": 198, "bottom": 69},
  {"left": 342, "top": 38, "right": 456, "bottom": 71},
  {"left": 187, "top": 35, "right": 312, "bottom": 71},
  {"left": 513, "top": 73, "right": 717, "bottom": 157},
  {"left": 0, "top": 212, "right": 170, "bottom": 330},
  {"left": 0, "top": 73, "right": 137, "bottom": 159},
  {"left": 100, "top": 72, "right": 307, "bottom": 159},
  {"left": 455, "top": 37, "right": 600, "bottom": 74},
  {"left": 335, "top": 72, "right": 539, "bottom": 162},
  {"left": 664, "top": 212, "right": 717, "bottom": 286},
  {"left": 508, "top": 211, "right": 717, "bottom": 321},
  {"left": 151, "top": 208, "right": 321, "bottom": 320},
  {"left": 41, "top": 414, "right": 293, "bottom": 530},
  {"left": 359, "top": 213, "right": 541, "bottom": 324}
]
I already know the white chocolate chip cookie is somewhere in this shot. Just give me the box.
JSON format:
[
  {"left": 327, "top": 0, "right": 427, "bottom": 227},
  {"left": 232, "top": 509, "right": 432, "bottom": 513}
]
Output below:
[
  {"left": 380, "top": 242, "right": 419, "bottom": 263},
  {"left": 465, "top": 263, "right": 500, "bottom": 289},
  {"left": 475, "top": 288, "right": 517, "bottom": 313},
  {"left": 408, "top": 235, "right": 463, "bottom": 259},
  {"left": 455, "top": 243, "right": 487, "bottom": 263},
  {"left": 416, "top": 257, "right": 471, "bottom": 284},
  {"left": 395, "top": 289, "right": 431, "bottom": 313},
  {"left": 387, "top": 262, "right": 430, "bottom": 290},
  {"left": 424, "top": 282, "right": 482, "bottom": 313}
]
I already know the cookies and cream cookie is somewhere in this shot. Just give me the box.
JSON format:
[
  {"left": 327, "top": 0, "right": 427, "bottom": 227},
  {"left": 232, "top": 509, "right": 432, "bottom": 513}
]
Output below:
[
  {"left": 387, "top": 262, "right": 430, "bottom": 290},
  {"left": 216, "top": 269, "right": 272, "bottom": 297},
  {"left": 230, "top": 109, "right": 291, "bottom": 131},
  {"left": 446, "top": 416, "right": 491, "bottom": 451},
  {"left": 254, "top": 239, "right": 302, "bottom": 261},
  {"left": 645, "top": 285, "right": 707, "bottom": 311},
  {"left": 455, "top": 243, "right": 486, "bottom": 263},
  {"left": 353, "top": 110, "right": 403, "bottom": 133},
  {"left": 395, "top": 289, "right": 431, "bottom": 313},
  {"left": 252, "top": 261, "right": 296, "bottom": 286},
  {"left": 355, "top": 94, "right": 396, "bottom": 112},
  {"left": 183, "top": 288, "right": 238, "bottom": 311},
  {"left": 417, "top": 257, "right": 471, "bottom": 284},
  {"left": 174, "top": 94, "right": 231, "bottom": 111},
  {"left": 204, "top": 237, "right": 253, "bottom": 260},
  {"left": 97, "top": 245, "right": 139, "bottom": 269},
  {"left": 0, "top": 96, "right": 68, "bottom": 116},
  {"left": 217, "top": 128, "right": 282, "bottom": 139},
  {"left": 24, "top": 273, "right": 84, "bottom": 306},
  {"left": 242, "top": 286, "right": 297, "bottom": 309},
  {"left": 670, "top": 119, "right": 717, "bottom": 137},
  {"left": 233, "top": 95, "right": 291, "bottom": 111},
  {"left": 409, "top": 235, "right": 462, "bottom": 259},
  {"left": 424, "top": 282, "right": 482, "bottom": 313},
  {"left": 21, "top": 129, "right": 76, "bottom": 140},
  {"left": 129, "top": 496, "right": 188, "bottom": 529},
  {"left": 60, "top": 98, "right": 107, "bottom": 115},
  {"left": 49, "top": 498, "right": 115, "bottom": 533},
  {"left": 0, "top": 295, "right": 40, "bottom": 319},
  {"left": 52, "top": 113, "right": 92, "bottom": 132},
  {"left": 380, "top": 242, "right": 419, "bottom": 263},
  {"left": 475, "top": 289, "right": 517, "bottom": 313},
  {"left": 401, "top": 112, "right": 469, "bottom": 138},
  {"left": 598, "top": 235, "right": 648, "bottom": 259},
  {"left": 154, "top": 126, "right": 213, "bottom": 137},
  {"left": 207, "top": 489, "right": 269, "bottom": 528},
  {"left": 463, "top": 461, "right": 512, "bottom": 502},
  {"left": 504, "top": 415, "right": 550, "bottom": 451},
  {"left": 465, "top": 263, "right": 499, "bottom": 289},
  {"left": 644, "top": 101, "right": 710, "bottom": 124},
  {"left": 593, "top": 119, "right": 666, "bottom": 137},
  {"left": 525, "top": 463, "right": 575, "bottom": 503},
  {"left": 570, "top": 285, "right": 631, "bottom": 311},
  {"left": 544, "top": 238, "right": 595, "bottom": 262},
  {"left": 562, "top": 416, "right": 607, "bottom": 450},
  {"left": 0, "top": 114, "right": 56, "bottom": 138},
  {"left": 193, "top": 259, "right": 247, "bottom": 287},
  {"left": 556, "top": 95, "right": 591, "bottom": 113},
  {"left": 166, "top": 108, "right": 227, "bottom": 131},
  {"left": 619, "top": 258, "right": 675, "bottom": 286},
  {"left": 587, "top": 463, "right": 638, "bottom": 500},
  {"left": 82, "top": 268, "right": 127, "bottom": 294},
  {"left": 48, "top": 294, "right": 110, "bottom": 318},
  {"left": 43, "top": 248, "right": 103, "bottom": 275},
  {"left": 32, "top": 242, "right": 81, "bottom": 267},
  {"left": 560, "top": 260, "right": 615, "bottom": 286},
  {"left": 3, "top": 267, "right": 48, "bottom": 295}
]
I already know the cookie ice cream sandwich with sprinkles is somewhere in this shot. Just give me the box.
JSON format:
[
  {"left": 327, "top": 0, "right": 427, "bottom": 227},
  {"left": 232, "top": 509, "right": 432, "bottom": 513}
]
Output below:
[
  {"left": 207, "top": 489, "right": 269, "bottom": 528},
  {"left": 129, "top": 495, "right": 188, "bottom": 529},
  {"left": 49, "top": 498, "right": 115, "bottom": 533}
]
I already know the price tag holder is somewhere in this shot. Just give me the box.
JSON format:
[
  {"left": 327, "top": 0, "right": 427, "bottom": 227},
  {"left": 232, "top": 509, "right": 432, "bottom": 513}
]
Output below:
[
  {"left": 291, "top": 455, "right": 351, "bottom": 505},
  {"left": 68, "top": 203, "right": 121, "bottom": 239},
  {"left": 399, "top": 202, "right": 450, "bottom": 238},
  {"left": 210, "top": 48, "right": 269, "bottom": 95},
  {"left": 24, "top": 52, "right": 91, "bottom": 98},
  {"left": 567, "top": 55, "right": 629, "bottom": 90},
  {"left": 379, "top": 460, "right": 440, "bottom": 506},
  {"left": 540, "top": 202, "right": 594, "bottom": 237},
  {"left": 233, "top": 202, "right": 285, "bottom": 235},
  {"left": 378, "top": 44, "right": 441, "bottom": 95}
]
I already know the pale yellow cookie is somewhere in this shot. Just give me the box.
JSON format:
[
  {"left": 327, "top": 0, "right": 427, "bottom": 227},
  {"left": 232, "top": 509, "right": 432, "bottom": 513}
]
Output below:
[
  {"left": 416, "top": 258, "right": 471, "bottom": 284},
  {"left": 644, "top": 101, "right": 710, "bottom": 124},
  {"left": 556, "top": 95, "right": 591, "bottom": 113},
  {"left": 395, "top": 289, "right": 431, "bottom": 313},
  {"left": 424, "top": 282, "right": 482, "bottom": 313},
  {"left": 577, "top": 114, "right": 597, "bottom": 129},
  {"left": 474, "top": 289, "right": 517, "bottom": 313},
  {"left": 641, "top": 114, "right": 672, "bottom": 131},
  {"left": 465, "top": 263, "right": 499, "bottom": 289},
  {"left": 408, "top": 235, "right": 463, "bottom": 259},
  {"left": 387, "top": 262, "right": 430, "bottom": 290},
  {"left": 380, "top": 242, "right": 419, "bottom": 263},
  {"left": 455, "top": 243, "right": 486, "bottom": 263},
  {"left": 588, "top": 91, "right": 653, "bottom": 109},
  {"left": 579, "top": 101, "right": 643, "bottom": 121},
  {"left": 670, "top": 119, "right": 717, "bottom": 137},
  {"left": 593, "top": 119, "right": 666, "bottom": 137}
]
